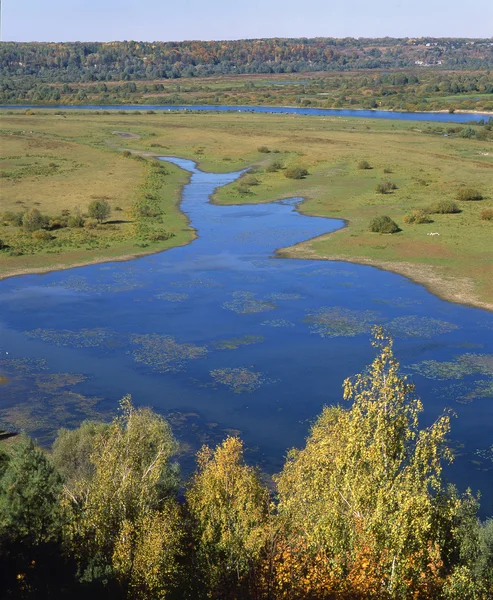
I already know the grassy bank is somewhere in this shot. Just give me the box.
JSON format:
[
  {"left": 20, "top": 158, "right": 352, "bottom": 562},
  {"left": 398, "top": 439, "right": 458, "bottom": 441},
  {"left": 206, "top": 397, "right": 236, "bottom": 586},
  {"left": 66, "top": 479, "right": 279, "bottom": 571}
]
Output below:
[
  {"left": 0, "top": 112, "right": 194, "bottom": 279},
  {"left": 0, "top": 109, "right": 492, "bottom": 309}
]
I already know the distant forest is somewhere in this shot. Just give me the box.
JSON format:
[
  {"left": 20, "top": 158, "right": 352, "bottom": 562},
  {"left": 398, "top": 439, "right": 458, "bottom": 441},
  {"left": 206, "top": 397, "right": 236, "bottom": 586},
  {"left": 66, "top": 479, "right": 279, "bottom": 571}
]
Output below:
[{"left": 1, "top": 38, "right": 493, "bottom": 82}]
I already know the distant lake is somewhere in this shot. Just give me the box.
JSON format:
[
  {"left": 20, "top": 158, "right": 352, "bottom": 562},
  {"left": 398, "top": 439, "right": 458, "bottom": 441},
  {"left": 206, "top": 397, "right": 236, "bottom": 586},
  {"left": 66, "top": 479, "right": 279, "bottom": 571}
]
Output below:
[
  {"left": 0, "top": 158, "right": 492, "bottom": 518},
  {"left": 1, "top": 104, "right": 490, "bottom": 123}
]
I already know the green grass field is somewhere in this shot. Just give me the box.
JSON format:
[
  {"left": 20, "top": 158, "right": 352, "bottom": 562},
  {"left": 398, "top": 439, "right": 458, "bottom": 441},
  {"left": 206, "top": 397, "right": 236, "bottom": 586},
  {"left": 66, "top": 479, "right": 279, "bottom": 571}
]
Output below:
[{"left": 0, "top": 110, "right": 491, "bottom": 309}]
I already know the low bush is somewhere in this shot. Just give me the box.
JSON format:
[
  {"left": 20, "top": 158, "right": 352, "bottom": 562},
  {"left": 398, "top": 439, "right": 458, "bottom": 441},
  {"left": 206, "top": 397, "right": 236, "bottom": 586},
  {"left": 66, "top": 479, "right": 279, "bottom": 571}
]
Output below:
[
  {"left": 285, "top": 166, "right": 308, "bottom": 180},
  {"left": 428, "top": 200, "right": 460, "bottom": 214},
  {"left": 376, "top": 181, "right": 398, "bottom": 194},
  {"left": 480, "top": 208, "right": 493, "bottom": 221},
  {"left": 241, "top": 175, "right": 259, "bottom": 186},
  {"left": 84, "top": 218, "right": 98, "bottom": 229},
  {"left": 369, "top": 215, "right": 400, "bottom": 233},
  {"left": 457, "top": 188, "right": 483, "bottom": 201},
  {"left": 68, "top": 214, "right": 85, "bottom": 228},
  {"left": 122, "top": 150, "right": 132, "bottom": 157},
  {"left": 131, "top": 200, "right": 161, "bottom": 218},
  {"left": 266, "top": 160, "right": 283, "bottom": 173},
  {"left": 403, "top": 209, "right": 433, "bottom": 224},
  {"left": 2, "top": 211, "right": 24, "bottom": 227},
  {"left": 257, "top": 146, "right": 270, "bottom": 153},
  {"left": 358, "top": 160, "right": 372, "bottom": 170},
  {"left": 236, "top": 183, "right": 252, "bottom": 195},
  {"left": 147, "top": 230, "right": 175, "bottom": 242},
  {"left": 48, "top": 217, "right": 68, "bottom": 230},
  {"left": 383, "top": 167, "right": 393, "bottom": 174},
  {"left": 32, "top": 230, "right": 54, "bottom": 242}
]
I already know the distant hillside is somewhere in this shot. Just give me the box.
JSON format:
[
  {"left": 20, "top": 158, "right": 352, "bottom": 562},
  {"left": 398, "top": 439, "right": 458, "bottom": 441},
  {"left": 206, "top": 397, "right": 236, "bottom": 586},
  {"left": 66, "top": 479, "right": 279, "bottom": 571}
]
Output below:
[{"left": 1, "top": 38, "right": 493, "bottom": 82}]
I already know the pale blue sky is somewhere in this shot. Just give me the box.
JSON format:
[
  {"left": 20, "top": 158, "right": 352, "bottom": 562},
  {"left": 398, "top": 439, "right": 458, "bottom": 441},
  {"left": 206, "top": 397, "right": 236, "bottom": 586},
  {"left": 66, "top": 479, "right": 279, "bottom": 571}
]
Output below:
[{"left": 3, "top": 0, "right": 492, "bottom": 42}]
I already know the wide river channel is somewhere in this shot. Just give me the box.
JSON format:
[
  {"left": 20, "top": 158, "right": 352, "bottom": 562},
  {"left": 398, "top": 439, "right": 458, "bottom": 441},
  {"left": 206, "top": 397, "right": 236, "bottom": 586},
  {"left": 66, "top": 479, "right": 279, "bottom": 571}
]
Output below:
[
  {"left": 1, "top": 103, "right": 491, "bottom": 123},
  {"left": 0, "top": 156, "right": 492, "bottom": 516}
]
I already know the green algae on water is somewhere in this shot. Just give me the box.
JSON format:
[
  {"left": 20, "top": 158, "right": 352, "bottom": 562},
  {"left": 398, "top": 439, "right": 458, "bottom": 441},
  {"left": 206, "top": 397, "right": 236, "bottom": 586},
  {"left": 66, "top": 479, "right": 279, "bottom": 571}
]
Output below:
[
  {"left": 156, "top": 292, "right": 190, "bottom": 302},
  {"left": 408, "top": 353, "right": 493, "bottom": 380},
  {"left": 223, "top": 291, "right": 277, "bottom": 315},
  {"left": 212, "top": 335, "right": 265, "bottom": 351},
  {"left": 265, "top": 293, "right": 303, "bottom": 301},
  {"left": 209, "top": 367, "right": 274, "bottom": 393},
  {"left": 130, "top": 334, "right": 208, "bottom": 373},
  {"left": 25, "top": 328, "right": 120, "bottom": 348},
  {"left": 261, "top": 319, "right": 296, "bottom": 328},
  {"left": 304, "top": 306, "right": 380, "bottom": 338},
  {"left": 387, "top": 316, "right": 459, "bottom": 339}
]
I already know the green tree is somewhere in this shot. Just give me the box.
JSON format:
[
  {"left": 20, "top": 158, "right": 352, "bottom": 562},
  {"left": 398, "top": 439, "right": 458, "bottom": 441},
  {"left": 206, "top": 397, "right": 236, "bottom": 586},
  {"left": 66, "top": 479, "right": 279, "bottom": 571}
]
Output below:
[
  {"left": 62, "top": 397, "right": 182, "bottom": 598},
  {"left": 275, "top": 328, "right": 469, "bottom": 598},
  {"left": 187, "top": 436, "right": 269, "bottom": 597},
  {"left": 0, "top": 435, "right": 70, "bottom": 596},
  {"left": 87, "top": 199, "right": 111, "bottom": 223},
  {"left": 52, "top": 420, "right": 109, "bottom": 489},
  {"left": 22, "top": 208, "right": 45, "bottom": 232}
]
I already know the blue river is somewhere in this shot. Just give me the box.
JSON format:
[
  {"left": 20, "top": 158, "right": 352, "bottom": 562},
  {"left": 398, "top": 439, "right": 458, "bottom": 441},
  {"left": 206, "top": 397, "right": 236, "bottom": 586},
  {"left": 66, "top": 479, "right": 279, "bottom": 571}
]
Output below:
[
  {"left": 1, "top": 104, "right": 490, "bottom": 123},
  {"left": 0, "top": 157, "right": 492, "bottom": 516}
]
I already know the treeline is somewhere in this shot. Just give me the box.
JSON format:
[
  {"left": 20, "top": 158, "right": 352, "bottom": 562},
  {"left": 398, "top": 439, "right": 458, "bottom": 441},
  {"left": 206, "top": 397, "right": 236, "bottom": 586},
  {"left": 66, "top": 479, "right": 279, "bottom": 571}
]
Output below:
[
  {"left": 2, "top": 70, "right": 492, "bottom": 113},
  {"left": 1, "top": 330, "right": 492, "bottom": 599},
  {"left": 1, "top": 38, "right": 493, "bottom": 84}
]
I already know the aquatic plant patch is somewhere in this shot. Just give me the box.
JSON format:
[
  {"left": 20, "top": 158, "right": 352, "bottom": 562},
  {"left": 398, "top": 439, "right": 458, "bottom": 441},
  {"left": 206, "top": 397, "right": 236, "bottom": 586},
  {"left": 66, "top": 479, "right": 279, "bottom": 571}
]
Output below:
[
  {"left": 408, "top": 353, "right": 493, "bottom": 380},
  {"left": 170, "top": 278, "right": 223, "bottom": 288},
  {"left": 223, "top": 291, "right": 278, "bottom": 315},
  {"left": 130, "top": 334, "right": 208, "bottom": 373},
  {"left": 261, "top": 319, "right": 296, "bottom": 328},
  {"left": 387, "top": 316, "right": 459, "bottom": 339},
  {"left": 156, "top": 292, "right": 190, "bottom": 302},
  {"left": 25, "top": 328, "right": 118, "bottom": 348},
  {"left": 433, "top": 380, "right": 493, "bottom": 404},
  {"left": 265, "top": 292, "right": 303, "bottom": 301},
  {"left": 209, "top": 367, "right": 274, "bottom": 393},
  {"left": 304, "top": 306, "right": 380, "bottom": 338},
  {"left": 212, "top": 335, "right": 265, "bottom": 351},
  {"left": 0, "top": 357, "right": 48, "bottom": 373}
]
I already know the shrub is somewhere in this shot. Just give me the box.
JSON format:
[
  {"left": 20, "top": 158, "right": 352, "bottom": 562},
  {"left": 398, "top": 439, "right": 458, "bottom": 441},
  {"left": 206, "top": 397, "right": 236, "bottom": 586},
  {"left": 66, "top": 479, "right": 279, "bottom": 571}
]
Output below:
[
  {"left": 457, "top": 188, "right": 483, "bottom": 201},
  {"left": 358, "top": 160, "right": 372, "bottom": 170},
  {"left": 236, "top": 183, "right": 252, "bottom": 195},
  {"left": 258, "top": 146, "right": 270, "bottom": 153},
  {"left": 480, "top": 208, "right": 493, "bottom": 221},
  {"left": 122, "top": 150, "right": 132, "bottom": 157},
  {"left": 428, "top": 200, "right": 460, "bottom": 214},
  {"left": 369, "top": 215, "right": 400, "bottom": 234},
  {"left": 147, "top": 230, "right": 175, "bottom": 242},
  {"left": 2, "top": 211, "right": 24, "bottom": 227},
  {"left": 376, "top": 181, "right": 397, "bottom": 194},
  {"left": 266, "top": 160, "right": 283, "bottom": 173},
  {"left": 88, "top": 199, "right": 111, "bottom": 223},
  {"left": 403, "top": 209, "right": 433, "bottom": 224},
  {"left": 131, "top": 200, "right": 161, "bottom": 218},
  {"left": 22, "top": 208, "right": 44, "bottom": 232},
  {"left": 68, "top": 214, "right": 85, "bottom": 228},
  {"left": 383, "top": 167, "right": 393, "bottom": 174},
  {"left": 241, "top": 175, "right": 259, "bottom": 186},
  {"left": 32, "top": 230, "right": 54, "bottom": 242},
  {"left": 285, "top": 166, "right": 308, "bottom": 180},
  {"left": 48, "top": 217, "right": 68, "bottom": 230},
  {"left": 84, "top": 218, "right": 98, "bottom": 229}
]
